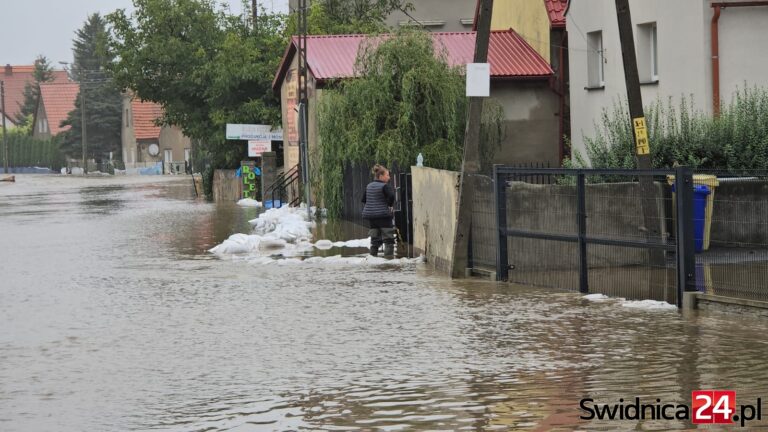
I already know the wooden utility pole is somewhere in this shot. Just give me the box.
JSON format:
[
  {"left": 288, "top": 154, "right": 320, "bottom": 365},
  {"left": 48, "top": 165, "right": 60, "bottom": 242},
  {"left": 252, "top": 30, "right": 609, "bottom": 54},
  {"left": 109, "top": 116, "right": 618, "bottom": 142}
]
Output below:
[
  {"left": 1, "top": 81, "right": 8, "bottom": 174},
  {"left": 615, "top": 0, "right": 664, "bottom": 251},
  {"left": 450, "top": 0, "right": 493, "bottom": 278}
]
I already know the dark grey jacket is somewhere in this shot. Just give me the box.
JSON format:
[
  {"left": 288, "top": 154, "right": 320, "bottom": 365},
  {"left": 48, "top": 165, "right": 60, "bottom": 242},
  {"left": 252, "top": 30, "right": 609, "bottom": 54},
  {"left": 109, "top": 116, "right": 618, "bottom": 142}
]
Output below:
[{"left": 362, "top": 180, "right": 395, "bottom": 219}]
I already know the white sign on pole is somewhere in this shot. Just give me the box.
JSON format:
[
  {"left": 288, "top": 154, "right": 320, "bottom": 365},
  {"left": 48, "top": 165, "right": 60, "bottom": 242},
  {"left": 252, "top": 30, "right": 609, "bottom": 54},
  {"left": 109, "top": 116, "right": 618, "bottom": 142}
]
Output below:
[
  {"left": 227, "top": 124, "right": 283, "bottom": 140},
  {"left": 248, "top": 140, "right": 272, "bottom": 157},
  {"left": 466, "top": 63, "right": 491, "bottom": 97}
]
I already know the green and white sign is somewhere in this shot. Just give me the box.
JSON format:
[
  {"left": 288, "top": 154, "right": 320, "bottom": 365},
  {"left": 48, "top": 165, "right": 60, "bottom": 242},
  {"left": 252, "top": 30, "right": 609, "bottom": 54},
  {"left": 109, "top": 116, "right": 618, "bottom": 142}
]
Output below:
[{"left": 226, "top": 124, "right": 283, "bottom": 141}]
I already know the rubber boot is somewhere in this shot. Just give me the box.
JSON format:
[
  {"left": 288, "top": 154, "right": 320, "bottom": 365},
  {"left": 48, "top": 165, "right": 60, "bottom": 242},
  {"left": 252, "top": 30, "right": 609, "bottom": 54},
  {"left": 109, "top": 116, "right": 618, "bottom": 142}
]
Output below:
[
  {"left": 369, "top": 246, "right": 379, "bottom": 257},
  {"left": 383, "top": 243, "right": 394, "bottom": 257}
]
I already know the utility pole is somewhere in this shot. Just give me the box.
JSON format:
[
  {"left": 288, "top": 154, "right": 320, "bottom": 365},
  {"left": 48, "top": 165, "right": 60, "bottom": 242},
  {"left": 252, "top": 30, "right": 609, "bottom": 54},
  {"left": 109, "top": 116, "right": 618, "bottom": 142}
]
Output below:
[
  {"left": 81, "top": 84, "right": 87, "bottom": 174},
  {"left": 615, "top": 0, "right": 664, "bottom": 261},
  {"left": 297, "top": 0, "right": 311, "bottom": 216},
  {"left": 1, "top": 81, "right": 8, "bottom": 174},
  {"left": 450, "top": 0, "right": 493, "bottom": 278}
]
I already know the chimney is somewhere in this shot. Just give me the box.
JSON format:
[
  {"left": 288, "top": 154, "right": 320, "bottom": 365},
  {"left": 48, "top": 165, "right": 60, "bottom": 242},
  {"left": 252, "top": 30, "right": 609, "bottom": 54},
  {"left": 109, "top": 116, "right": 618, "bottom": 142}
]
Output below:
[{"left": 4, "top": 64, "right": 11, "bottom": 76}]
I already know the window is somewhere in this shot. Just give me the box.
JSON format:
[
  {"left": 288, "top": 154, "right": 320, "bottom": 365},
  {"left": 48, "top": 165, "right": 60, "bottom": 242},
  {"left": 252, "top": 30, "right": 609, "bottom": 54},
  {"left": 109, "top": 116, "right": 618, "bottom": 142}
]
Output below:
[
  {"left": 125, "top": 108, "right": 129, "bottom": 127},
  {"left": 38, "top": 118, "right": 48, "bottom": 133},
  {"left": 637, "top": 22, "right": 658, "bottom": 83},
  {"left": 651, "top": 24, "right": 658, "bottom": 81},
  {"left": 587, "top": 31, "right": 604, "bottom": 88}
]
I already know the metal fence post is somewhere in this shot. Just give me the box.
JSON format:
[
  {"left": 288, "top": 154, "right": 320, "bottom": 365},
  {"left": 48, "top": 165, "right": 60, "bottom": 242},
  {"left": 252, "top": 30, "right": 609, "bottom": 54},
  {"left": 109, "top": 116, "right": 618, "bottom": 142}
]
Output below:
[
  {"left": 675, "top": 166, "right": 696, "bottom": 307},
  {"left": 577, "top": 173, "right": 589, "bottom": 293},
  {"left": 494, "top": 165, "right": 508, "bottom": 281}
]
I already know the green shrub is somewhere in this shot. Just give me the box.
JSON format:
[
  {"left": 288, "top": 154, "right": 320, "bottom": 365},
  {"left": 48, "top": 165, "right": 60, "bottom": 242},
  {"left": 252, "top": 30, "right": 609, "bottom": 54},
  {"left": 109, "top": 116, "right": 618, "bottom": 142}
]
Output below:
[{"left": 569, "top": 86, "right": 768, "bottom": 174}]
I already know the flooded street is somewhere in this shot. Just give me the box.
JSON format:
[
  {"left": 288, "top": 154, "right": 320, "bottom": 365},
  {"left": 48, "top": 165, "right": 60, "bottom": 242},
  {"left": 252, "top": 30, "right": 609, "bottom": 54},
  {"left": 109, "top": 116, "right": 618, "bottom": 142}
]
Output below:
[{"left": 3, "top": 175, "right": 768, "bottom": 431}]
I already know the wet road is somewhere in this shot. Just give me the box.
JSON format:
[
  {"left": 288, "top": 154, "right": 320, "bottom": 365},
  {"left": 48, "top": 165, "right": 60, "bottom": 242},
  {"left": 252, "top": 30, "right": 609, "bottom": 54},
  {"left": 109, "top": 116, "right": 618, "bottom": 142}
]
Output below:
[{"left": 2, "top": 175, "right": 768, "bottom": 431}]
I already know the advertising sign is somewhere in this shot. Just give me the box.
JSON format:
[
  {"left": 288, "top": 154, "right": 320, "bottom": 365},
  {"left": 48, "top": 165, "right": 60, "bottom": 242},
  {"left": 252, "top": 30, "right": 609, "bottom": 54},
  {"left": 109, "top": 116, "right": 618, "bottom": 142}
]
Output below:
[
  {"left": 227, "top": 124, "right": 283, "bottom": 141},
  {"left": 248, "top": 140, "right": 272, "bottom": 157}
]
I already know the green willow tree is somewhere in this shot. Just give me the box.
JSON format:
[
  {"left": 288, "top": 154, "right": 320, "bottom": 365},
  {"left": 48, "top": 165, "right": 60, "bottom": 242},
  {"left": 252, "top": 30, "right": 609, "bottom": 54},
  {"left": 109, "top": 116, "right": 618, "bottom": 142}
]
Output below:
[
  {"left": 15, "top": 55, "right": 55, "bottom": 128},
  {"left": 315, "top": 30, "right": 504, "bottom": 217},
  {"left": 60, "top": 13, "right": 123, "bottom": 160},
  {"left": 107, "top": 0, "right": 285, "bottom": 193}
]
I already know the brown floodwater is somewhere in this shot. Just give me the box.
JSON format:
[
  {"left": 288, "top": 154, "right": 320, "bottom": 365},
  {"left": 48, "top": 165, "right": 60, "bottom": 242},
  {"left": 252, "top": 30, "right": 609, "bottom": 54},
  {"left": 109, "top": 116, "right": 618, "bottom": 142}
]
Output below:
[{"left": 2, "top": 175, "right": 768, "bottom": 431}]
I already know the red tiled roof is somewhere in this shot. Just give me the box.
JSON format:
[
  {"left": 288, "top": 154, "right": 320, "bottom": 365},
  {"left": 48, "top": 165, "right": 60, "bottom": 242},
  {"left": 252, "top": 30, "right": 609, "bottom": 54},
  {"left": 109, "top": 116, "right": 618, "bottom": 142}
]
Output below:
[
  {"left": 39, "top": 82, "right": 79, "bottom": 135},
  {"left": 0, "top": 65, "right": 69, "bottom": 123},
  {"left": 544, "top": 0, "right": 568, "bottom": 28},
  {"left": 131, "top": 99, "right": 163, "bottom": 140},
  {"left": 273, "top": 29, "right": 552, "bottom": 90}
]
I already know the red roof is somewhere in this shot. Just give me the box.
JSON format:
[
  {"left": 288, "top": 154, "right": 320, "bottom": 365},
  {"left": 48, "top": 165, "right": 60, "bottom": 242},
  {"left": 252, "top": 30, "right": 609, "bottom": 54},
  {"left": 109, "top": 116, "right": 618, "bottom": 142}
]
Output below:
[
  {"left": 39, "top": 82, "right": 79, "bottom": 135},
  {"left": 273, "top": 29, "right": 552, "bottom": 90},
  {"left": 544, "top": 0, "right": 568, "bottom": 28},
  {"left": 0, "top": 65, "right": 69, "bottom": 123},
  {"left": 131, "top": 99, "right": 163, "bottom": 140}
]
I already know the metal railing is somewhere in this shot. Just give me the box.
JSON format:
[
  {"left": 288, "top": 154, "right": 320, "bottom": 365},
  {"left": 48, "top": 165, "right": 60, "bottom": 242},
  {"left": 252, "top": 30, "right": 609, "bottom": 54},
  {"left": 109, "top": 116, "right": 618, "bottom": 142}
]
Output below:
[
  {"left": 263, "top": 164, "right": 301, "bottom": 208},
  {"left": 493, "top": 166, "right": 696, "bottom": 307}
]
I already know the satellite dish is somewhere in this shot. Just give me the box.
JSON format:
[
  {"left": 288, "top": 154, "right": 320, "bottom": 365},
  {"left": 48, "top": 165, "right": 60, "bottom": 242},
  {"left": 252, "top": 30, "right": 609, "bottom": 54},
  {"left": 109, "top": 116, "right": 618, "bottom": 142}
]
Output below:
[{"left": 148, "top": 143, "right": 160, "bottom": 157}]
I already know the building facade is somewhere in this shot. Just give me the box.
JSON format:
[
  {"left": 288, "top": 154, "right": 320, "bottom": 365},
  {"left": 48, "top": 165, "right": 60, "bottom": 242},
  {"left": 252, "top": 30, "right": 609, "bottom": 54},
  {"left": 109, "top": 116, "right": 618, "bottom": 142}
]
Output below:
[
  {"left": 33, "top": 82, "right": 79, "bottom": 139},
  {"left": 121, "top": 95, "right": 191, "bottom": 174},
  {"left": 566, "top": 0, "right": 768, "bottom": 161},
  {"left": 288, "top": 0, "right": 475, "bottom": 31}
]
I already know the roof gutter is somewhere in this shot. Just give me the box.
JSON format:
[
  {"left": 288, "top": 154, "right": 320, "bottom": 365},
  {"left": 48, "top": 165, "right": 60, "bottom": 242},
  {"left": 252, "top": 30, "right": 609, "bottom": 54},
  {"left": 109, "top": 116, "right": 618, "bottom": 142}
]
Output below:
[{"left": 710, "top": 1, "right": 768, "bottom": 117}]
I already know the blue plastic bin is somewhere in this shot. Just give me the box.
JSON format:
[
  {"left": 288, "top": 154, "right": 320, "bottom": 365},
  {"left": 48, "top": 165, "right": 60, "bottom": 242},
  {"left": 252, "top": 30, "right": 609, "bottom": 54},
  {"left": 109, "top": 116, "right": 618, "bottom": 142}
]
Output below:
[{"left": 672, "top": 184, "right": 711, "bottom": 252}]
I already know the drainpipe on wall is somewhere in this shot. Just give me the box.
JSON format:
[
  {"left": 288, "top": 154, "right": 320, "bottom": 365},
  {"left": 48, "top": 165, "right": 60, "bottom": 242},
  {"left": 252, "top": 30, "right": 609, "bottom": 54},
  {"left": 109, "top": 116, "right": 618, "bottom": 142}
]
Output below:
[
  {"left": 711, "top": 5, "right": 721, "bottom": 117},
  {"left": 711, "top": 1, "right": 768, "bottom": 117}
]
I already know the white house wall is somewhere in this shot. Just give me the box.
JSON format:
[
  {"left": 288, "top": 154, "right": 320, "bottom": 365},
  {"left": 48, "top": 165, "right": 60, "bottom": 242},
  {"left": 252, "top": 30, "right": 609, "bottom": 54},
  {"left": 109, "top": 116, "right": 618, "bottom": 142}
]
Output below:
[
  {"left": 717, "top": 5, "right": 768, "bottom": 100},
  {"left": 564, "top": 0, "right": 768, "bottom": 162}
]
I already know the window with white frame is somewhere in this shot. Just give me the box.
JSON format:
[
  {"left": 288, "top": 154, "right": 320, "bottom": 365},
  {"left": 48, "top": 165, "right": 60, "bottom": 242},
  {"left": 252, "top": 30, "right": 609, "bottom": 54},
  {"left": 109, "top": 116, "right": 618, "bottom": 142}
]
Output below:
[
  {"left": 587, "top": 31, "right": 604, "bottom": 88},
  {"left": 637, "top": 22, "right": 658, "bottom": 82}
]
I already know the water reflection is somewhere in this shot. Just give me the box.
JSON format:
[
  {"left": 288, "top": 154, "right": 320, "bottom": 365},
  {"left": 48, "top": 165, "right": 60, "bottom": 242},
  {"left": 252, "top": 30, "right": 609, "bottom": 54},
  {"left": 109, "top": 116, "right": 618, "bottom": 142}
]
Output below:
[{"left": 2, "top": 175, "right": 768, "bottom": 431}]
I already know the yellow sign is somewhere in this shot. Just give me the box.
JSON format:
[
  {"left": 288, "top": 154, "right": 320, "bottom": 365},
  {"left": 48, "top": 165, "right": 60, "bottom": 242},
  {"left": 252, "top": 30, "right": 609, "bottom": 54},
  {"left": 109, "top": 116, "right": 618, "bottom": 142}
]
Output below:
[{"left": 633, "top": 117, "right": 650, "bottom": 155}]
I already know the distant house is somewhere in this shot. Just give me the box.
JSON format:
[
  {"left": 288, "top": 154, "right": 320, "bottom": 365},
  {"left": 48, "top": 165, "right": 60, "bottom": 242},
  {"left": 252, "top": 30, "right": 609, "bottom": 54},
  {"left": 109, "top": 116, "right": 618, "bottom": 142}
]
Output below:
[
  {"left": 272, "top": 30, "right": 560, "bottom": 170},
  {"left": 0, "top": 64, "right": 69, "bottom": 127},
  {"left": 33, "top": 82, "right": 79, "bottom": 139},
  {"left": 121, "top": 94, "right": 191, "bottom": 174}
]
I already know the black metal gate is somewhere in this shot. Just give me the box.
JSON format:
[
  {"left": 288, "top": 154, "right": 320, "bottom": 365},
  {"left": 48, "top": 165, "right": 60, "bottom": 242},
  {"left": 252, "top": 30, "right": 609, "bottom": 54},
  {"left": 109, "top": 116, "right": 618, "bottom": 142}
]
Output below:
[
  {"left": 493, "top": 166, "right": 696, "bottom": 307},
  {"left": 341, "top": 162, "right": 413, "bottom": 244}
]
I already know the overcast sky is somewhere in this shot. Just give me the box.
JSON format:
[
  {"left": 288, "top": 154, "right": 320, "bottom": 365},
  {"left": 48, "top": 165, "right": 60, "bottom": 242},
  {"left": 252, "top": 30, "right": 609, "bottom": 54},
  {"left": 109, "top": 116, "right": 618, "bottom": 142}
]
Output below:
[{"left": 1, "top": 0, "right": 289, "bottom": 67}]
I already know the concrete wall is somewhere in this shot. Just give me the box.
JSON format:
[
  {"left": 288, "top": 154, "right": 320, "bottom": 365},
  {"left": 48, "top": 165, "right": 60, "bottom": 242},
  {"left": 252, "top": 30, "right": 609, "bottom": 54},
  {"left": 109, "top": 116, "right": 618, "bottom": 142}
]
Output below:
[
  {"left": 212, "top": 169, "right": 241, "bottom": 202},
  {"left": 503, "top": 181, "right": 668, "bottom": 271},
  {"left": 711, "top": 180, "right": 768, "bottom": 246},
  {"left": 491, "top": 0, "right": 551, "bottom": 62},
  {"left": 412, "top": 166, "right": 460, "bottom": 273},
  {"left": 491, "top": 81, "right": 560, "bottom": 167}
]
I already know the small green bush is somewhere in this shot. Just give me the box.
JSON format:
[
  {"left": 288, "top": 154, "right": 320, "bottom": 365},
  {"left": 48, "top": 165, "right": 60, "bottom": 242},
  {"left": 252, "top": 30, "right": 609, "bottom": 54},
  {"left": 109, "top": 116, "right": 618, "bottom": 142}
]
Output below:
[{"left": 569, "top": 86, "right": 768, "bottom": 173}]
